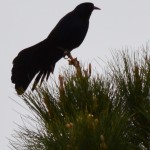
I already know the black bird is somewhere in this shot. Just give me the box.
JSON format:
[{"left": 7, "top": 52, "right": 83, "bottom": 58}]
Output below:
[{"left": 11, "top": 2, "right": 100, "bottom": 94}]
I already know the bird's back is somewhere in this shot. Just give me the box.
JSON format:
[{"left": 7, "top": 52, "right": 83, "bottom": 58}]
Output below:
[{"left": 47, "top": 11, "right": 89, "bottom": 51}]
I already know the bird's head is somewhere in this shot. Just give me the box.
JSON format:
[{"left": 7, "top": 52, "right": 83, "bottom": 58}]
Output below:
[{"left": 74, "top": 2, "right": 100, "bottom": 19}]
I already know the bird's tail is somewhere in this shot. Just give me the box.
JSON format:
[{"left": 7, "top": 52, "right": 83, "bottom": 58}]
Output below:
[{"left": 11, "top": 40, "right": 61, "bottom": 95}]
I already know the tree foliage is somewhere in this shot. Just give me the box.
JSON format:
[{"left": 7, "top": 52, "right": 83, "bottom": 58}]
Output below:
[{"left": 10, "top": 47, "right": 150, "bottom": 150}]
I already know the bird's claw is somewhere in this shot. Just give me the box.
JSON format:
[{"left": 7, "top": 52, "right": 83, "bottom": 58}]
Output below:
[{"left": 68, "top": 57, "right": 78, "bottom": 65}]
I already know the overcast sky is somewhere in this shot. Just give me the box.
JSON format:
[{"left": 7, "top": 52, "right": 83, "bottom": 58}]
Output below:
[{"left": 0, "top": 0, "right": 150, "bottom": 149}]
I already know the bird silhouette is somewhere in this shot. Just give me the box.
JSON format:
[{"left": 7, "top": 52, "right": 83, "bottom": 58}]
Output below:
[{"left": 11, "top": 2, "right": 100, "bottom": 94}]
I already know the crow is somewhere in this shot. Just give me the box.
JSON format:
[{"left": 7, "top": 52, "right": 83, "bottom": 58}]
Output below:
[{"left": 11, "top": 2, "right": 100, "bottom": 94}]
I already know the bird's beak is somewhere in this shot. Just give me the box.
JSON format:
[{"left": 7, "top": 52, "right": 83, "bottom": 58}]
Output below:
[{"left": 94, "top": 6, "right": 101, "bottom": 10}]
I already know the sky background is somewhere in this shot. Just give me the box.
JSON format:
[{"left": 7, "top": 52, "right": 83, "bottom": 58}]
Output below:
[{"left": 0, "top": 0, "right": 150, "bottom": 149}]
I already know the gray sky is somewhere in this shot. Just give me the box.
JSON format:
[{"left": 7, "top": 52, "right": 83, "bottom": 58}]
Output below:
[{"left": 0, "top": 0, "right": 150, "bottom": 149}]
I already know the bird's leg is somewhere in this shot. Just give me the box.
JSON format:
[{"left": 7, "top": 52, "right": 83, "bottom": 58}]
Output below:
[
  {"left": 56, "top": 47, "right": 69, "bottom": 59},
  {"left": 56, "top": 46, "right": 75, "bottom": 61},
  {"left": 57, "top": 47, "right": 81, "bottom": 74},
  {"left": 63, "top": 51, "right": 77, "bottom": 64},
  {"left": 63, "top": 50, "right": 71, "bottom": 59},
  {"left": 64, "top": 51, "right": 82, "bottom": 76}
]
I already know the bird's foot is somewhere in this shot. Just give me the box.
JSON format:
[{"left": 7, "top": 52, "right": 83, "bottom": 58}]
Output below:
[
  {"left": 68, "top": 57, "right": 78, "bottom": 67},
  {"left": 66, "top": 52, "right": 80, "bottom": 70},
  {"left": 63, "top": 51, "right": 77, "bottom": 65},
  {"left": 63, "top": 51, "right": 81, "bottom": 76}
]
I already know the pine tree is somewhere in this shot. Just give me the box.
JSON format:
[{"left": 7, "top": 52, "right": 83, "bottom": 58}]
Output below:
[{"left": 10, "top": 47, "right": 150, "bottom": 150}]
